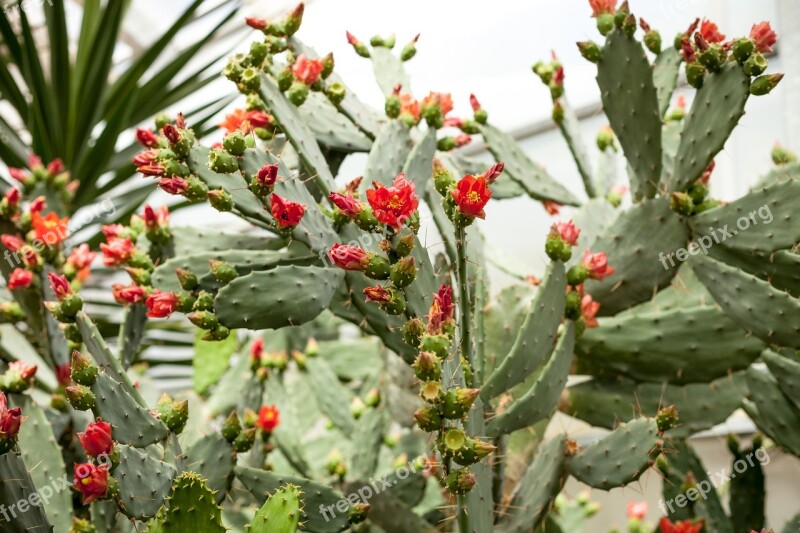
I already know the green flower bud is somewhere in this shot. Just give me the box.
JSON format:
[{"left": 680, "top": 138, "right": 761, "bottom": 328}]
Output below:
[
  {"left": 66, "top": 384, "right": 95, "bottom": 411},
  {"left": 413, "top": 405, "right": 443, "bottom": 432},
  {"left": 221, "top": 411, "right": 241, "bottom": 443},
  {"left": 209, "top": 259, "right": 238, "bottom": 283},
  {"left": 389, "top": 256, "right": 416, "bottom": 288},
  {"left": 287, "top": 81, "right": 309, "bottom": 106},
  {"left": 208, "top": 188, "right": 234, "bottom": 212},
  {"left": 223, "top": 132, "right": 247, "bottom": 155},
  {"left": 208, "top": 149, "right": 239, "bottom": 174},
  {"left": 71, "top": 350, "right": 99, "bottom": 386}
]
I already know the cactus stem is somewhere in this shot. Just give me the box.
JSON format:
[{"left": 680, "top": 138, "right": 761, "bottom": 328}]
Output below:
[{"left": 455, "top": 224, "right": 474, "bottom": 533}]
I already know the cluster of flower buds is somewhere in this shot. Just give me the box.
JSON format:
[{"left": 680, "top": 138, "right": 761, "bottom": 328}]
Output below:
[
  {"left": 533, "top": 53, "right": 567, "bottom": 122},
  {"left": 0, "top": 391, "right": 25, "bottom": 454},
  {"left": 65, "top": 351, "right": 99, "bottom": 411},
  {"left": 222, "top": 404, "right": 278, "bottom": 454},
  {"left": 670, "top": 160, "right": 721, "bottom": 216},
  {"left": 5, "top": 154, "right": 77, "bottom": 206},
  {"left": 248, "top": 337, "right": 310, "bottom": 381},
  {"left": 346, "top": 30, "right": 419, "bottom": 62},
  {"left": 155, "top": 393, "right": 189, "bottom": 434}
]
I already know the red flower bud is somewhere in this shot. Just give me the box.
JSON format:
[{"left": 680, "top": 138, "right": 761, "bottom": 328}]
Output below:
[
  {"left": 270, "top": 194, "right": 306, "bottom": 229},
  {"left": 100, "top": 237, "right": 135, "bottom": 267},
  {"left": 699, "top": 19, "right": 725, "bottom": 43},
  {"left": 245, "top": 16, "right": 267, "bottom": 30},
  {"left": 158, "top": 176, "right": 189, "bottom": 195},
  {"left": 100, "top": 224, "right": 124, "bottom": 239},
  {"left": 257, "top": 404, "right": 280, "bottom": 433},
  {"left": 328, "top": 192, "right": 363, "bottom": 218},
  {"left": 162, "top": 123, "right": 180, "bottom": 144},
  {"left": 143, "top": 205, "right": 169, "bottom": 230},
  {"left": 657, "top": 517, "right": 704, "bottom": 533},
  {"left": 543, "top": 201, "right": 561, "bottom": 215},
  {"left": 256, "top": 163, "right": 279, "bottom": 187},
  {"left": 146, "top": 290, "right": 178, "bottom": 318},
  {"left": 4, "top": 187, "right": 20, "bottom": 206},
  {"left": 55, "top": 363, "right": 71, "bottom": 387},
  {"left": 588, "top": 0, "right": 617, "bottom": 16},
  {"left": 29, "top": 196, "right": 46, "bottom": 214},
  {"left": 8, "top": 268, "right": 33, "bottom": 290},
  {"left": 47, "top": 158, "right": 64, "bottom": 175},
  {"left": 0, "top": 392, "right": 25, "bottom": 440},
  {"left": 327, "top": 244, "right": 370, "bottom": 271},
  {"left": 48, "top": 272, "right": 73, "bottom": 300},
  {"left": 73, "top": 463, "right": 109, "bottom": 504},
  {"left": 135, "top": 128, "right": 159, "bottom": 148},
  {"left": 469, "top": 93, "right": 482, "bottom": 112},
  {"left": 78, "top": 420, "right": 113, "bottom": 457},
  {"left": 136, "top": 164, "right": 166, "bottom": 177},
  {"left": 581, "top": 293, "right": 601, "bottom": 328},
  {"left": 8, "top": 168, "right": 27, "bottom": 182},
  {"left": 580, "top": 250, "right": 614, "bottom": 281},
  {"left": 363, "top": 285, "right": 392, "bottom": 304},
  {"left": 132, "top": 149, "right": 157, "bottom": 167},
  {"left": 248, "top": 110, "right": 272, "bottom": 128},
  {"left": 1, "top": 234, "right": 25, "bottom": 253},
  {"left": 250, "top": 338, "right": 264, "bottom": 361},
  {"left": 27, "top": 153, "right": 42, "bottom": 168},
  {"left": 67, "top": 244, "right": 97, "bottom": 272},
  {"left": 292, "top": 54, "right": 324, "bottom": 86},
  {"left": 112, "top": 284, "right": 146, "bottom": 305}
]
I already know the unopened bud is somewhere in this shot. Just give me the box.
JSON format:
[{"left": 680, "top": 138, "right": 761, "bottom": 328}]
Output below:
[
  {"left": 577, "top": 41, "right": 601, "bottom": 63},
  {"left": 446, "top": 467, "right": 476, "bottom": 495},
  {"left": 222, "top": 411, "right": 241, "bottom": 443},
  {"left": 389, "top": 256, "right": 416, "bottom": 288},
  {"left": 232, "top": 426, "right": 257, "bottom": 452},
  {"left": 66, "top": 384, "right": 95, "bottom": 411},
  {"left": 412, "top": 351, "right": 441, "bottom": 381},
  {"left": 209, "top": 260, "right": 238, "bottom": 283},
  {"left": 413, "top": 405, "right": 443, "bottom": 432},
  {"left": 750, "top": 73, "right": 784, "bottom": 96},
  {"left": 208, "top": 188, "right": 234, "bottom": 212},
  {"left": 156, "top": 394, "right": 189, "bottom": 434},
  {"left": 71, "top": 351, "right": 99, "bottom": 386},
  {"left": 441, "top": 388, "right": 479, "bottom": 419}
]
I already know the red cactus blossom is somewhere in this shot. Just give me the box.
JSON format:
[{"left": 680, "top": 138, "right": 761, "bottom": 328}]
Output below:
[
  {"left": 543, "top": 201, "right": 561, "bottom": 215},
  {"left": 135, "top": 128, "right": 159, "bottom": 148},
  {"left": 589, "top": 0, "right": 617, "bottom": 16},
  {"left": 8, "top": 361, "right": 37, "bottom": 384},
  {"left": 427, "top": 284, "right": 454, "bottom": 334},
  {"left": 247, "top": 110, "right": 272, "bottom": 128},
  {"left": 550, "top": 221, "right": 580, "bottom": 246},
  {"left": 580, "top": 251, "right": 615, "bottom": 281},
  {"left": 327, "top": 244, "right": 369, "bottom": 271},
  {"left": 48, "top": 272, "right": 73, "bottom": 300},
  {"left": 627, "top": 501, "right": 648, "bottom": 520},
  {"left": 454, "top": 134, "right": 472, "bottom": 148},
  {"left": 219, "top": 109, "right": 271, "bottom": 134},
  {"left": 292, "top": 54, "right": 324, "bottom": 86},
  {"left": 658, "top": 518, "right": 704, "bottom": 533},
  {"left": 145, "top": 290, "right": 178, "bottom": 318},
  {"left": 158, "top": 177, "right": 189, "bottom": 195},
  {"left": 8, "top": 168, "right": 27, "bottom": 182},
  {"left": 67, "top": 244, "right": 97, "bottom": 282},
  {"left": 74, "top": 463, "right": 109, "bottom": 504},
  {"left": 363, "top": 285, "right": 392, "bottom": 304},
  {"left": 100, "top": 224, "right": 124, "bottom": 239},
  {"left": 78, "top": 420, "right": 113, "bottom": 457},
  {"left": 328, "top": 192, "right": 363, "bottom": 217},
  {"left": 366, "top": 173, "right": 419, "bottom": 228},
  {"left": 750, "top": 21, "right": 777, "bottom": 53},
  {"left": 32, "top": 211, "right": 69, "bottom": 245},
  {"left": 112, "top": 284, "right": 146, "bottom": 305},
  {"left": 257, "top": 405, "right": 280, "bottom": 433},
  {"left": 136, "top": 164, "right": 166, "bottom": 177},
  {"left": 251, "top": 338, "right": 264, "bottom": 361},
  {"left": 270, "top": 194, "right": 306, "bottom": 229},
  {"left": 1, "top": 234, "right": 24, "bottom": 252},
  {"left": 346, "top": 31, "right": 361, "bottom": 46},
  {"left": 451, "top": 174, "right": 492, "bottom": 219},
  {"left": 256, "top": 164, "right": 279, "bottom": 187},
  {"left": 143, "top": 205, "right": 169, "bottom": 230},
  {"left": 8, "top": 268, "right": 33, "bottom": 290},
  {"left": 699, "top": 19, "right": 725, "bottom": 43},
  {"left": 4, "top": 187, "right": 20, "bottom": 206},
  {"left": 581, "top": 293, "right": 601, "bottom": 328},
  {"left": 0, "top": 392, "right": 25, "bottom": 440},
  {"left": 100, "top": 238, "right": 134, "bottom": 267}
]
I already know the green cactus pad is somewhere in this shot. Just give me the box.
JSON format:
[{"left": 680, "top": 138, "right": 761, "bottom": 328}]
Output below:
[
  {"left": 763, "top": 349, "right": 800, "bottom": 412},
  {"left": 370, "top": 46, "right": 410, "bottom": 97},
  {"left": 670, "top": 62, "right": 749, "bottom": 192},
  {"left": 706, "top": 247, "right": 800, "bottom": 298},
  {"left": 575, "top": 303, "right": 763, "bottom": 383},
  {"left": 0, "top": 451, "right": 53, "bottom": 532},
  {"left": 744, "top": 366, "right": 800, "bottom": 456},
  {"left": 146, "top": 473, "right": 224, "bottom": 533},
  {"left": 247, "top": 483, "right": 302, "bottom": 533},
  {"left": 584, "top": 197, "right": 689, "bottom": 315},
  {"left": 363, "top": 120, "right": 413, "bottom": 191},
  {"left": 118, "top": 303, "right": 146, "bottom": 368},
  {"left": 349, "top": 408, "right": 386, "bottom": 480},
  {"left": 653, "top": 48, "right": 682, "bottom": 118},
  {"left": 690, "top": 252, "right": 800, "bottom": 347},
  {"left": 297, "top": 92, "right": 372, "bottom": 152},
  {"left": 557, "top": 96, "right": 596, "bottom": 197},
  {"left": 172, "top": 227, "right": 285, "bottom": 256},
  {"left": 258, "top": 72, "right": 335, "bottom": 192},
  {"left": 570, "top": 198, "right": 620, "bottom": 263},
  {"left": 91, "top": 500, "right": 122, "bottom": 533},
  {"left": 562, "top": 372, "right": 747, "bottom": 438},
  {"left": 566, "top": 417, "right": 660, "bottom": 490},
  {"left": 402, "top": 127, "right": 436, "bottom": 190},
  {"left": 690, "top": 179, "right": 800, "bottom": 254},
  {"left": 479, "top": 123, "right": 580, "bottom": 205},
  {"left": 151, "top": 247, "right": 316, "bottom": 293},
  {"left": 596, "top": 29, "right": 662, "bottom": 200},
  {"left": 305, "top": 356, "right": 355, "bottom": 434},
  {"left": 235, "top": 466, "right": 349, "bottom": 533},
  {"left": 76, "top": 311, "right": 146, "bottom": 407},
  {"left": 660, "top": 120, "right": 683, "bottom": 187},
  {"left": 756, "top": 161, "right": 800, "bottom": 188},
  {"left": 486, "top": 321, "right": 576, "bottom": 437},
  {"left": 12, "top": 396, "right": 71, "bottom": 531},
  {"left": 114, "top": 444, "right": 177, "bottom": 520},
  {"left": 91, "top": 370, "right": 169, "bottom": 447},
  {"left": 214, "top": 265, "right": 344, "bottom": 330},
  {"left": 496, "top": 435, "right": 568, "bottom": 532},
  {"left": 346, "top": 478, "right": 436, "bottom": 533},
  {"left": 481, "top": 261, "right": 567, "bottom": 400},
  {"left": 185, "top": 433, "right": 234, "bottom": 504},
  {"left": 264, "top": 376, "right": 312, "bottom": 477}
]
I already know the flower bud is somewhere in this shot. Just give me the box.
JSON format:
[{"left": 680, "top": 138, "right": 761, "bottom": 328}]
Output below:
[
  {"left": 656, "top": 405, "right": 679, "bottom": 433},
  {"left": 209, "top": 259, "right": 238, "bottom": 283},
  {"left": 441, "top": 388, "right": 479, "bottom": 419},
  {"left": 193, "top": 290, "right": 214, "bottom": 312},
  {"left": 432, "top": 158, "right": 456, "bottom": 197},
  {"left": 232, "top": 426, "right": 257, "bottom": 452},
  {"left": 346, "top": 31, "right": 370, "bottom": 58},
  {"left": 400, "top": 34, "right": 419, "bottom": 61},
  {"left": 208, "top": 188, "right": 234, "bottom": 212},
  {"left": 364, "top": 388, "right": 381, "bottom": 408},
  {"left": 208, "top": 149, "right": 239, "bottom": 174},
  {"left": 412, "top": 351, "right": 441, "bottom": 381},
  {"left": 750, "top": 73, "right": 784, "bottom": 96},
  {"left": 2, "top": 361, "right": 37, "bottom": 393},
  {"left": 221, "top": 411, "right": 241, "bottom": 443},
  {"left": 155, "top": 393, "right": 189, "bottom": 434},
  {"left": 389, "top": 256, "right": 416, "bottom": 288},
  {"left": 772, "top": 144, "right": 798, "bottom": 165},
  {"left": 71, "top": 350, "right": 99, "bottom": 386},
  {"left": 670, "top": 191, "right": 694, "bottom": 216},
  {"left": 188, "top": 311, "right": 219, "bottom": 331},
  {"left": 66, "top": 384, "right": 96, "bottom": 411},
  {"left": 446, "top": 467, "right": 476, "bottom": 495},
  {"left": 78, "top": 420, "right": 114, "bottom": 457},
  {"left": 413, "top": 405, "right": 443, "bottom": 432},
  {"left": 350, "top": 397, "right": 365, "bottom": 419},
  {"left": 402, "top": 318, "right": 425, "bottom": 347}
]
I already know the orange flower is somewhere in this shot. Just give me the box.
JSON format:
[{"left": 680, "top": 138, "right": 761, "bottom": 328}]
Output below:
[
  {"left": 31, "top": 211, "right": 69, "bottom": 246},
  {"left": 450, "top": 174, "right": 492, "bottom": 219},
  {"left": 219, "top": 108, "right": 258, "bottom": 134},
  {"left": 750, "top": 21, "right": 777, "bottom": 53},
  {"left": 257, "top": 405, "right": 280, "bottom": 433}
]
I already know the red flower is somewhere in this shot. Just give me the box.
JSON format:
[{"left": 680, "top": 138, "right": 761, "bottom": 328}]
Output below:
[
  {"left": 366, "top": 173, "right": 419, "bottom": 228},
  {"left": 100, "top": 238, "right": 134, "bottom": 267},
  {"left": 327, "top": 244, "right": 369, "bottom": 271},
  {"left": 256, "top": 163, "right": 279, "bottom": 187},
  {"left": 589, "top": 0, "right": 617, "bottom": 16},
  {"left": 543, "top": 201, "right": 561, "bottom": 215},
  {"left": 581, "top": 293, "right": 601, "bottom": 328},
  {"left": 78, "top": 420, "right": 113, "bottom": 457},
  {"left": 247, "top": 110, "right": 272, "bottom": 128},
  {"left": 399, "top": 94, "right": 421, "bottom": 123},
  {"left": 158, "top": 176, "right": 189, "bottom": 195},
  {"left": 132, "top": 149, "right": 157, "bottom": 167},
  {"left": 581, "top": 250, "right": 615, "bottom": 281},
  {"left": 112, "top": 284, "right": 146, "bottom": 305},
  {"left": 162, "top": 124, "right": 180, "bottom": 144},
  {"left": 454, "top": 134, "right": 472, "bottom": 148},
  {"left": 48, "top": 272, "right": 73, "bottom": 300},
  {"left": 0, "top": 392, "right": 25, "bottom": 440},
  {"left": 270, "top": 194, "right": 306, "bottom": 229},
  {"left": 219, "top": 108, "right": 270, "bottom": 133},
  {"left": 100, "top": 225, "right": 124, "bottom": 239},
  {"left": 363, "top": 285, "right": 391, "bottom": 304},
  {"left": 74, "top": 463, "right": 109, "bottom": 505},
  {"left": 143, "top": 205, "right": 169, "bottom": 230},
  {"left": 251, "top": 338, "right": 264, "bottom": 361},
  {"left": 47, "top": 158, "right": 64, "bottom": 175},
  {"left": 29, "top": 196, "right": 46, "bottom": 214},
  {"left": 4, "top": 187, "right": 20, "bottom": 206},
  {"left": 750, "top": 21, "right": 777, "bottom": 53},
  {"left": 32, "top": 211, "right": 69, "bottom": 245},
  {"left": 292, "top": 54, "right": 324, "bottom": 86},
  {"left": 627, "top": 501, "right": 648, "bottom": 520},
  {"left": 550, "top": 221, "right": 580, "bottom": 246},
  {"left": 421, "top": 92, "right": 454, "bottom": 116},
  {"left": 699, "top": 19, "right": 725, "bottom": 43},
  {"left": 328, "top": 192, "right": 363, "bottom": 218},
  {"left": 67, "top": 244, "right": 97, "bottom": 271},
  {"left": 450, "top": 174, "right": 492, "bottom": 219},
  {"left": 1, "top": 234, "right": 25, "bottom": 252},
  {"left": 658, "top": 518, "right": 704, "bottom": 533},
  {"left": 146, "top": 290, "right": 178, "bottom": 318},
  {"left": 257, "top": 405, "right": 280, "bottom": 433},
  {"left": 427, "top": 284, "right": 454, "bottom": 334},
  {"left": 8, "top": 269, "right": 33, "bottom": 290},
  {"left": 135, "top": 128, "right": 159, "bottom": 148}
]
